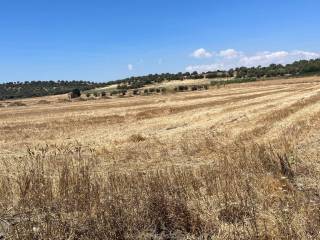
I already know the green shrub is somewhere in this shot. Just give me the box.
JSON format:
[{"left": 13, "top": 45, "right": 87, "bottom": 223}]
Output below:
[{"left": 69, "top": 89, "right": 81, "bottom": 99}]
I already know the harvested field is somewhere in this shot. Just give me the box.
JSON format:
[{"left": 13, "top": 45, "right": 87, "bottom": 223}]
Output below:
[{"left": 1, "top": 76, "right": 320, "bottom": 239}]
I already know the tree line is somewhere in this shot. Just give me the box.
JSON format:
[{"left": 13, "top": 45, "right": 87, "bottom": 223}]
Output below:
[
  {"left": 1, "top": 59, "right": 320, "bottom": 100},
  {"left": 112, "top": 58, "right": 320, "bottom": 90},
  {"left": 0, "top": 80, "right": 105, "bottom": 100}
]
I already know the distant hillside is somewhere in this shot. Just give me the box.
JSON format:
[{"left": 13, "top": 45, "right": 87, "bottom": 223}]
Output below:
[
  {"left": 0, "top": 80, "right": 105, "bottom": 100},
  {"left": 1, "top": 59, "right": 320, "bottom": 100},
  {"left": 108, "top": 58, "right": 320, "bottom": 90}
]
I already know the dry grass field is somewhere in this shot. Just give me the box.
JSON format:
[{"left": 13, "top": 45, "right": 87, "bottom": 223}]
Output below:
[{"left": 1, "top": 76, "right": 320, "bottom": 239}]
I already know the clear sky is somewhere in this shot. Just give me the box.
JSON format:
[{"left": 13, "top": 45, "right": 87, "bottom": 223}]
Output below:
[{"left": 1, "top": 0, "right": 320, "bottom": 82}]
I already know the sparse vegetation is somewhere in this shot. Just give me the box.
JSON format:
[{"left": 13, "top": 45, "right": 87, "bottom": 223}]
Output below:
[
  {"left": 0, "top": 81, "right": 105, "bottom": 100},
  {"left": 211, "top": 77, "right": 257, "bottom": 86},
  {"left": 106, "top": 58, "right": 320, "bottom": 90},
  {"left": 1, "top": 59, "right": 320, "bottom": 102},
  {"left": 129, "top": 133, "right": 146, "bottom": 142}
]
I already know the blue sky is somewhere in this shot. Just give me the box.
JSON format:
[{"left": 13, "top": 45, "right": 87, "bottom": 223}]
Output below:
[{"left": 0, "top": 0, "right": 320, "bottom": 82}]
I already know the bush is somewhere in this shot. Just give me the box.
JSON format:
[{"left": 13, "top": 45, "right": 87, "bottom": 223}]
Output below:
[
  {"left": 120, "top": 90, "right": 127, "bottom": 95},
  {"left": 191, "top": 86, "right": 198, "bottom": 91},
  {"left": 73, "top": 88, "right": 81, "bottom": 95},
  {"left": 133, "top": 89, "right": 140, "bottom": 95},
  {"left": 178, "top": 85, "right": 188, "bottom": 92},
  {"left": 70, "top": 88, "right": 81, "bottom": 99}
]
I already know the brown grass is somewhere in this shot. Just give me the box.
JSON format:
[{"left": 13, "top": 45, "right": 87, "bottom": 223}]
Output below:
[{"left": 1, "top": 76, "right": 320, "bottom": 239}]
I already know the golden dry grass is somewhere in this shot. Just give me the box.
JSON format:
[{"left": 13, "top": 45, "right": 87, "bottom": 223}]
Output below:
[{"left": 1, "top": 76, "right": 320, "bottom": 239}]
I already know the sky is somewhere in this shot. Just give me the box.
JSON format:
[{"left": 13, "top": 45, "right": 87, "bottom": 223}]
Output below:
[{"left": 0, "top": 0, "right": 320, "bottom": 83}]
